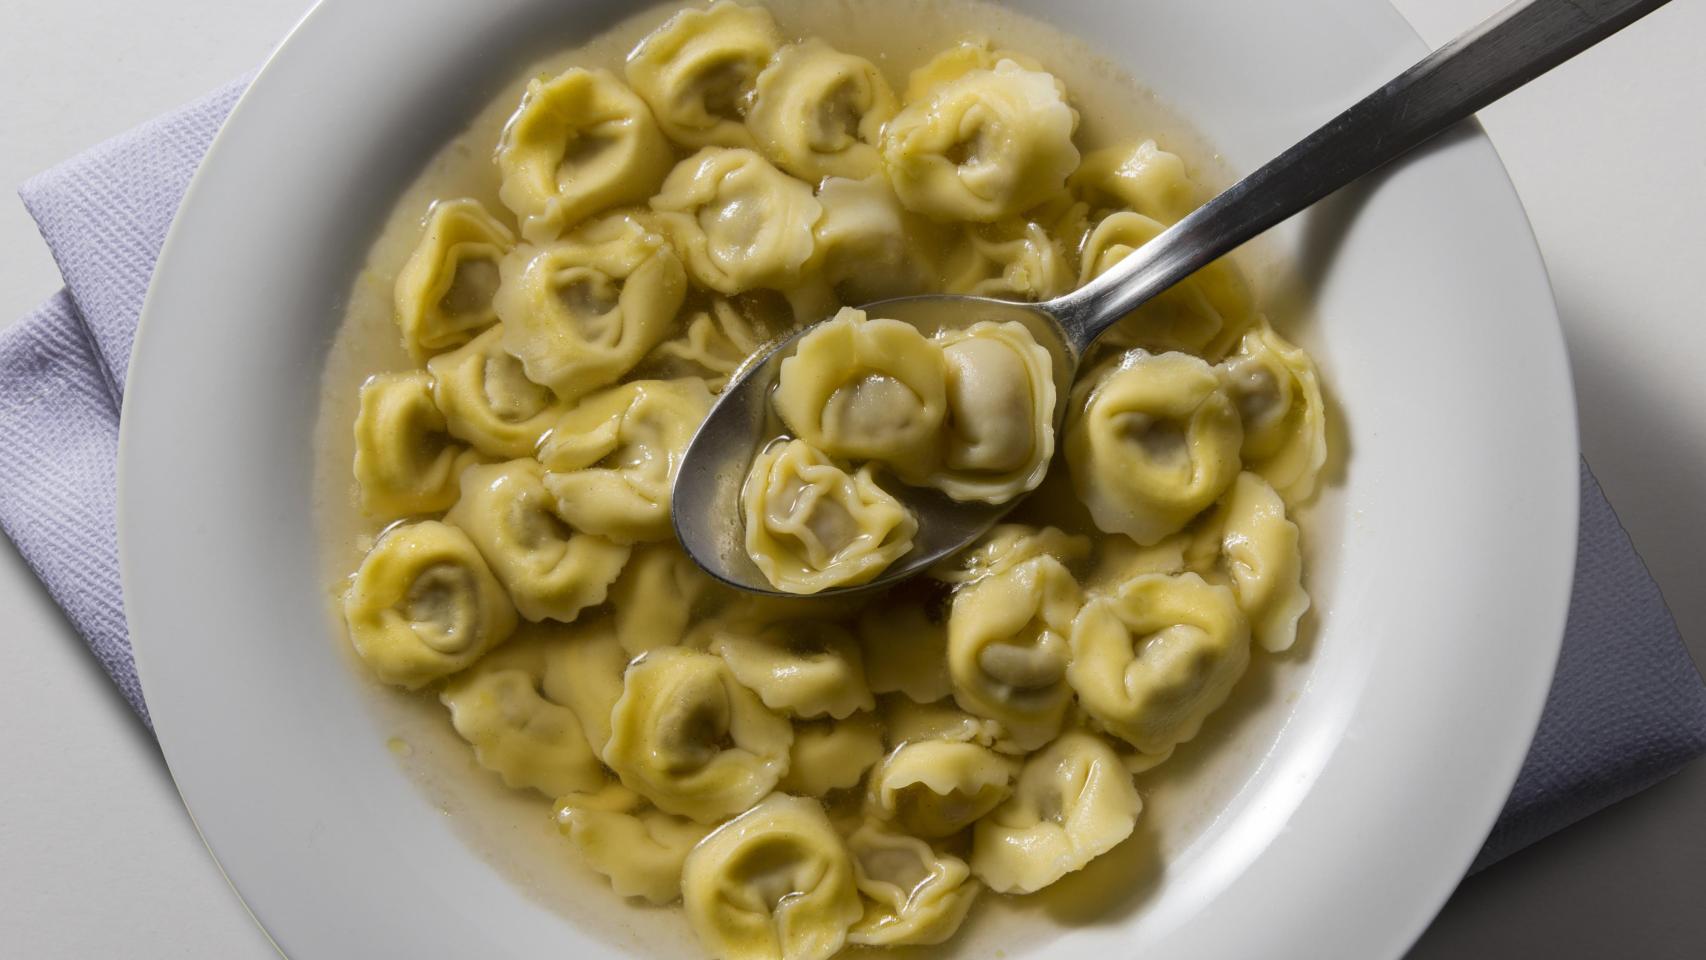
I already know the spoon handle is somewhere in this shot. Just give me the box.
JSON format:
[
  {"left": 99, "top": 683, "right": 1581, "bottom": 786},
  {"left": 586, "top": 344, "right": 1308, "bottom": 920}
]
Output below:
[{"left": 1049, "top": 0, "right": 1670, "bottom": 351}]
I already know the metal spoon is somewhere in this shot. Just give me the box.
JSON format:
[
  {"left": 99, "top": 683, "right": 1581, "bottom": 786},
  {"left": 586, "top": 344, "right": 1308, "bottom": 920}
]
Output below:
[{"left": 673, "top": 0, "right": 1668, "bottom": 596}]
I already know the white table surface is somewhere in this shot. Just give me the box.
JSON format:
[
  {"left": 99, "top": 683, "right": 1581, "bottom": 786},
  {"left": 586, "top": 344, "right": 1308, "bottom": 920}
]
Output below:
[{"left": 2, "top": 1, "right": 1702, "bottom": 956}]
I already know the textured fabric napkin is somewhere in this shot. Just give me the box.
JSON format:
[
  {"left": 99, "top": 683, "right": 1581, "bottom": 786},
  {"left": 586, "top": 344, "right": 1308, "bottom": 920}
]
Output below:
[{"left": 3, "top": 83, "right": 1704, "bottom": 869}]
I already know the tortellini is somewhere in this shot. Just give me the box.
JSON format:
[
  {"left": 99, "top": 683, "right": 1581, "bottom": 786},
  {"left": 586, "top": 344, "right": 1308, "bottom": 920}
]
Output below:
[
  {"left": 845, "top": 818, "right": 980, "bottom": 946},
  {"left": 932, "top": 523, "right": 1090, "bottom": 586},
  {"left": 970, "top": 731, "right": 1141, "bottom": 894},
  {"left": 352, "top": 371, "right": 481, "bottom": 518},
  {"left": 1085, "top": 528, "right": 1193, "bottom": 595},
  {"left": 1213, "top": 472, "right": 1310, "bottom": 653},
  {"left": 807, "top": 175, "right": 933, "bottom": 302},
  {"left": 883, "top": 58, "right": 1079, "bottom": 222},
  {"left": 867, "top": 739, "right": 1015, "bottom": 838},
  {"left": 445, "top": 459, "right": 631, "bottom": 622},
  {"left": 928, "top": 321, "right": 1057, "bottom": 503},
  {"left": 393, "top": 198, "right": 514, "bottom": 361},
  {"left": 1219, "top": 320, "right": 1328, "bottom": 502},
  {"left": 941, "top": 217, "right": 1074, "bottom": 301},
  {"left": 496, "top": 68, "right": 673, "bottom": 243},
  {"left": 651, "top": 147, "right": 824, "bottom": 294},
  {"left": 556, "top": 786, "right": 713, "bottom": 904},
  {"left": 553, "top": 616, "right": 631, "bottom": 756},
  {"left": 439, "top": 621, "right": 607, "bottom": 797},
  {"left": 780, "top": 712, "right": 885, "bottom": 796},
  {"left": 494, "top": 213, "right": 688, "bottom": 403},
  {"left": 856, "top": 581, "right": 952, "bottom": 704},
  {"left": 343, "top": 521, "right": 518, "bottom": 688},
  {"left": 426, "top": 324, "right": 566, "bottom": 459},
  {"left": 1067, "top": 572, "right": 1251, "bottom": 756},
  {"left": 899, "top": 38, "right": 1046, "bottom": 103},
  {"left": 773, "top": 308, "right": 947, "bottom": 478},
  {"left": 538, "top": 378, "right": 712, "bottom": 543},
  {"left": 626, "top": 0, "right": 783, "bottom": 149},
  {"left": 611, "top": 542, "right": 724, "bottom": 655},
  {"left": 682, "top": 794, "right": 863, "bottom": 960},
  {"left": 946, "top": 552, "right": 1081, "bottom": 751},
  {"left": 645, "top": 295, "right": 770, "bottom": 391},
  {"left": 749, "top": 40, "right": 897, "bottom": 182},
  {"left": 741, "top": 439, "right": 917, "bottom": 594},
  {"left": 1066, "top": 351, "right": 1244, "bottom": 545},
  {"left": 704, "top": 614, "right": 876, "bottom": 719},
  {"left": 1071, "top": 139, "right": 1199, "bottom": 225},
  {"left": 879, "top": 697, "right": 1002, "bottom": 751},
  {"left": 603, "top": 647, "right": 793, "bottom": 822},
  {"left": 771, "top": 312, "right": 1053, "bottom": 504},
  {"left": 1079, "top": 211, "right": 1255, "bottom": 359}
]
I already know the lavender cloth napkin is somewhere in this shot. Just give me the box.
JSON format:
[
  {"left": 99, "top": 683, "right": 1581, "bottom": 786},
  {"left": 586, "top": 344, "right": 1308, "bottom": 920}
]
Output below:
[{"left": 3, "top": 84, "right": 1704, "bottom": 871}]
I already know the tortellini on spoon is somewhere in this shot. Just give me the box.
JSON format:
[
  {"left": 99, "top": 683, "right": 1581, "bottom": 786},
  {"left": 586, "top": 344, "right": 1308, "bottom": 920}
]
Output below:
[
  {"left": 771, "top": 309, "right": 1055, "bottom": 504},
  {"left": 439, "top": 620, "right": 609, "bottom": 797},
  {"left": 625, "top": 0, "right": 783, "bottom": 149},
  {"left": 748, "top": 39, "right": 897, "bottom": 182},
  {"left": 741, "top": 439, "right": 918, "bottom": 594},
  {"left": 426, "top": 324, "right": 566, "bottom": 460},
  {"left": 494, "top": 213, "right": 688, "bottom": 403},
  {"left": 393, "top": 198, "right": 514, "bottom": 361},
  {"left": 773, "top": 308, "right": 947, "bottom": 479},
  {"left": 883, "top": 58, "right": 1080, "bottom": 223},
  {"left": 845, "top": 817, "right": 980, "bottom": 947},
  {"left": 1067, "top": 572, "right": 1251, "bottom": 757},
  {"left": 1066, "top": 350, "right": 1244, "bottom": 545},
  {"left": 651, "top": 147, "right": 825, "bottom": 294},
  {"left": 352, "top": 371, "right": 481, "bottom": 519},
  {"left": 445, "top": 459, "right": 631, "bottom": 623},
  {"left": 539, "top": 377, "right": 713, "bottom": 543},
  {"left": 682, "top": 794, "right": 864, "bottom": 960},
  {"left": 928, "top": 320, "right": 1057, "bottom": 503},
  {"left": 970, "top": 731, "right": 1141, "bottom": 894},
  {"left": 602, "top": 647, "right": 793, "bottom": 823},
  {"left": 343, "top": 520, "right": 518, "bottom": 689},
  {"left": 496, "top": 67, "right": 673, "bottom": 243}
]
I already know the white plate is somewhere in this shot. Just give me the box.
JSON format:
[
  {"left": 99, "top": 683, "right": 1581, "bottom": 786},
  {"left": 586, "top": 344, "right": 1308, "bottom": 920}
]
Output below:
[{"left": 119, "top": 0, "right": 1578, "bottom": 957}]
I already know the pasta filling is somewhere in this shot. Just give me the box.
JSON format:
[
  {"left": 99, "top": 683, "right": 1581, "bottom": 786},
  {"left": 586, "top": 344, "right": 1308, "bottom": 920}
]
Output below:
[{"left": 403, "top": 563, "right": 480, "bottom": 651}]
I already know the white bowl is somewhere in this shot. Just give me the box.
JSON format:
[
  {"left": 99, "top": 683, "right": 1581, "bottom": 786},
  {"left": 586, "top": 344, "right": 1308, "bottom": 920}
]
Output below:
[{"left": 119, "top": 0, "right": 1578, "bottom": 957}]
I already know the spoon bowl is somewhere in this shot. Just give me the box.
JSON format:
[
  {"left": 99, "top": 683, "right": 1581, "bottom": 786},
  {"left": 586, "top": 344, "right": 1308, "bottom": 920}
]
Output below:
[{"left": 671, "top": 294, "right": 1072, "bottom": 596}]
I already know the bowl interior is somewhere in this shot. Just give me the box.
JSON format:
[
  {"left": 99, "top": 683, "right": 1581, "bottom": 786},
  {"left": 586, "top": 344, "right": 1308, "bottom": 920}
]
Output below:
[{"left": 119, "top": 1, "right": 1577, "bottom": 958}]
